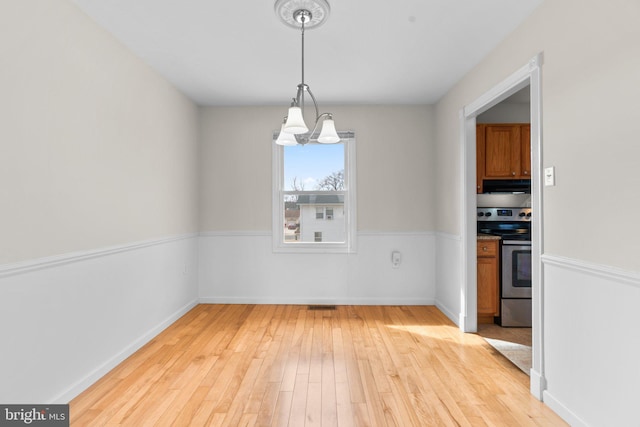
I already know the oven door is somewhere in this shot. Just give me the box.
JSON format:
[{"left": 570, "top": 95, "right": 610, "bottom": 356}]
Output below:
[{"left": 502, "top": 241, "right": 532, "bottom": 298}]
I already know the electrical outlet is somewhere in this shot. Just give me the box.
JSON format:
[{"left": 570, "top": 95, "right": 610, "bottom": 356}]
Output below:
[{"left": 391, "top": 251, "right": 401, "bottom": 268}]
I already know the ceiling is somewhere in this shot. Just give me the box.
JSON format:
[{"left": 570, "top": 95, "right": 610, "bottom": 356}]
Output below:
[{"left": 72, "top": 0, "right": 543, "bottom": 107}]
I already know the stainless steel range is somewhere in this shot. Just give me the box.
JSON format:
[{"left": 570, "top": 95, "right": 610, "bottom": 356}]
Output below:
[{"left": 477, "top": 206, "right": 532, "bottom": 327}]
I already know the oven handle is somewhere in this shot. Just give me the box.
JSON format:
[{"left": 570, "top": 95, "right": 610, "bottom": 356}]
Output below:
[{"left": 502, "top": 240, "right": 532, "bottom": 245}]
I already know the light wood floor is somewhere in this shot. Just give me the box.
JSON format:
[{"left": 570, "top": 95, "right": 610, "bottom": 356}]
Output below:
[{"left": 70, "top": 305, "right": 566, "bottom": 426}]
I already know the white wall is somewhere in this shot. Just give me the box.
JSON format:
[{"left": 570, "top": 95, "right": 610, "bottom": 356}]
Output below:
[
  {"left": 199, "top": 232, "right": 435, "bottom": 305},
  {"left": 0, "top": 236, "right": 199, "bottom": 403},
  {"left": 0, "top": 0, "right": 200, "bottom": 403},
  {"left": 434, "top": 0, "right": 640, "bottom": 425},
  {"left": 541, "top": 256, "right": 640, "bottom": 426}
]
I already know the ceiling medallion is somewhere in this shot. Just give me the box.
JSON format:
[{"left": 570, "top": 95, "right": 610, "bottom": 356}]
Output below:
[{"left": 274, "top": 0, "right": 331, "bottom": 30}]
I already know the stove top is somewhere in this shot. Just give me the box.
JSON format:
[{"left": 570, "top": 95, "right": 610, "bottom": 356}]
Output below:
[{"left": 477, "top": 207, "right": 531, "bottom": 221}]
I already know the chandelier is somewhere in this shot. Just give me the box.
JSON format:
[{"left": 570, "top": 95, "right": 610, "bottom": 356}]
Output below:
[{"left": 274, "top": 0, "right": 340, "bottom": 146}]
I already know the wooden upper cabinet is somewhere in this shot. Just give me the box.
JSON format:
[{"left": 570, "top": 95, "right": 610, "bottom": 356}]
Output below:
[
  {"left": 484, "top": 125, "right": 521, "bottom": 177},
  {"left": 476, "top": 123, "right": 531, "bottom": 193},
  {"left": 520, "top": 124, "right": 531, "bottom": 177}
]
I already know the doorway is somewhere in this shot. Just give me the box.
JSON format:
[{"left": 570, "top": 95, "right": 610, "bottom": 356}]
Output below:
[{"left": 460, "top": 53, "right": 545, "bottom": 399}]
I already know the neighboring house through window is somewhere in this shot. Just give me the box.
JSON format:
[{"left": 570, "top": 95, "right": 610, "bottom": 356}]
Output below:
[{"left": 272, "top": 132, "right": 356, "bottom": 253}]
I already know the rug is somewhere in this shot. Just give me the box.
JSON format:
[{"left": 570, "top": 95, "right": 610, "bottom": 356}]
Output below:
[{"left": 483, "top": 337, "right": 532, "bottom": 375}]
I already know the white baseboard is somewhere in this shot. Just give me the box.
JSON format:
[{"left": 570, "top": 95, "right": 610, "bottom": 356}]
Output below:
[
  {"left": 543, "top": 391, "right": 588, "bottom": 427},
  {"left": 51, "top": 298, "right": 198, "bottom": 403},
  {"left": 199, "top": 297, "right": 435, "bottom": 306},
  {"left": 529, "top": 368, "right": 546, "bottom": 401},
  {"left": 434, "top": 299, "right": 459, "bottom": 327}
]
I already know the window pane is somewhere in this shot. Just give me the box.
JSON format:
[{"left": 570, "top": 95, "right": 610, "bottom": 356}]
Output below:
[
  {"left": 283, "top": 143, "right": 344, "bottom": 191},
  {"left": 282, "top": 193, "right": 346, "bottom": 243},
  {"left": 283, "top": 194, "right": 300, "bottom": 242}
]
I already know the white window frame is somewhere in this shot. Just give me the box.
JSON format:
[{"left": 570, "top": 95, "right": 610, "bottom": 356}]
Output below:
[{"left": 272, "top": 132, "right": 356, "bottom": 253}]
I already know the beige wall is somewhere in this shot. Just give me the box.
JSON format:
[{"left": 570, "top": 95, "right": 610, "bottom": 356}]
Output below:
[
  {"left": 199, "top": 105, "right": 435, "bottom": 232},
  {"left": 0, "top": 1, "right": 200, "bottom": 263},
  {"left": 435, "top": 0, "right": 640, "bottom": 271}
]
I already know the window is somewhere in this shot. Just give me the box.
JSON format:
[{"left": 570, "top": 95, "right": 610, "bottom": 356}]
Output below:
[
  {"left": 326, "top": 208, "right": 333, "bottom": 220},
  {"left": 272, "top": 132, "right": 356, "bottom": 253}
]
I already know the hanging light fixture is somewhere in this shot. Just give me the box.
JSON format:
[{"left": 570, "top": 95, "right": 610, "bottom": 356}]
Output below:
[{"left": 274, "top": 0, "right": 340, "bottom": 146}]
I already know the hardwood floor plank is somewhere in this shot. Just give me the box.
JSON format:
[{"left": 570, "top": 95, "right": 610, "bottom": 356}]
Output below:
[
  {"left": 220, "top": 357, "right": 264, "bottom": 426},
  {"left": 255, "top": 381, "right": 280, "bottom": 427},
  {"left": 305, "top": 382, "right": 322, "bottom": 426},
  {"left": 288, "top": 373, "right": 309, "bottom": 426},
  {"left": 70, "top": 305, "right": 567, "bottom": 427},
  {"left": 271, "top": 391, "right": 293, "bottom": 427},
  {"left": 321, "top": 351, "right": 338, "bottom": 426},
  {"left": 337, "top": 307, "right": 366, "bottom": 404}
]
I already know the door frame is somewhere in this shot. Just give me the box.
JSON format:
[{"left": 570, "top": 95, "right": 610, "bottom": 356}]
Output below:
[{"left": 459, "top": 53, "right": 545, "bottom": 399}]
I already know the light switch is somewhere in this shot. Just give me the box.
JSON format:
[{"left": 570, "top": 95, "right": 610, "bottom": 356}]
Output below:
[{"left": 544, "top": 166, "right": 556, "bottom": 186}]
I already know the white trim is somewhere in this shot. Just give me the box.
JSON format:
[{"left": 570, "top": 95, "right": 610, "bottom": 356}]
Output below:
[
  {"left": 542, "top": 391, "right": 588, "bottom": 427},
  {"left": 199, "top": 231, "right": 272, "bottom": 238},
  {"left": 434, "top": 300, "right": 459, "bottom": 326},
  {"left": 201, "top": 230, "right": 433, "bottom": 238},
  {"left": 272, "top": 134, "right": 357, "bottom": 254},
  {"left": 460, "top": 109, "right": 477, "bottom": 334},
  {"left": 50, "top": 298, "right": 198, "bottom": 403},
  {"left": 358, "top": 230, "right": 435, "bottom": 237},
  {"left": 199, "top": 297, "right": 435, "bottom": 306},
  {"left": 529, "top": 368, "right": 547, "bottom": 403},
  {"left": 434, "top": 231, "right": 461, "bottom": 241},
  {"left": 0, "top": 233, "right": 198, "bottom": 279},
  {"left": 460, "top": 52, "right": 545, "bottom": 399},
  {"left": 528, "top": 53, "right": 545, "bottom": 401},
  {"left": 542, "top": 254, "right": 640, "bottom": 288},
  {"left": 464, "top": 54, "right": 543, "bottom": 116}
]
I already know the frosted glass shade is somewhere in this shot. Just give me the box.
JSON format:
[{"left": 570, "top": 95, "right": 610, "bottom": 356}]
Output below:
[
  {"left": 317, "top": 118, "right": 340, "bottom": 143},
  {"left": 275, "top": 124, "right": 298, "bottom": 146},
  {"left": 283, "top": 107, "right": 309, "bottom": 134}
]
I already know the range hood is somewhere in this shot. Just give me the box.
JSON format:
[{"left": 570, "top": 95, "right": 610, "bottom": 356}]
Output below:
[
  {"left": 482, "top": 179, "right": 531, "bottom": 194},
  {"left": 478, "top": 179, "right": 531, "bottom": 208}
]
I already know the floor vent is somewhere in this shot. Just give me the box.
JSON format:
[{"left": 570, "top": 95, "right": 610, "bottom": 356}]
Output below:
[{"left": 307, "top": 305, "right": 337, "bottom": 311}]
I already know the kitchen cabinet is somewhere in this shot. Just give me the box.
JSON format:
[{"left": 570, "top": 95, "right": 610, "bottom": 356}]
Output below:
[
  {"left": 476, "top": 124, "right": 531, "bottom": 193},
  {"left": 477, "top": 239, "right": 499, "bottom": 323},
  {"left": 520, "top": 124, "right": 531, "bottom": 177}
]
